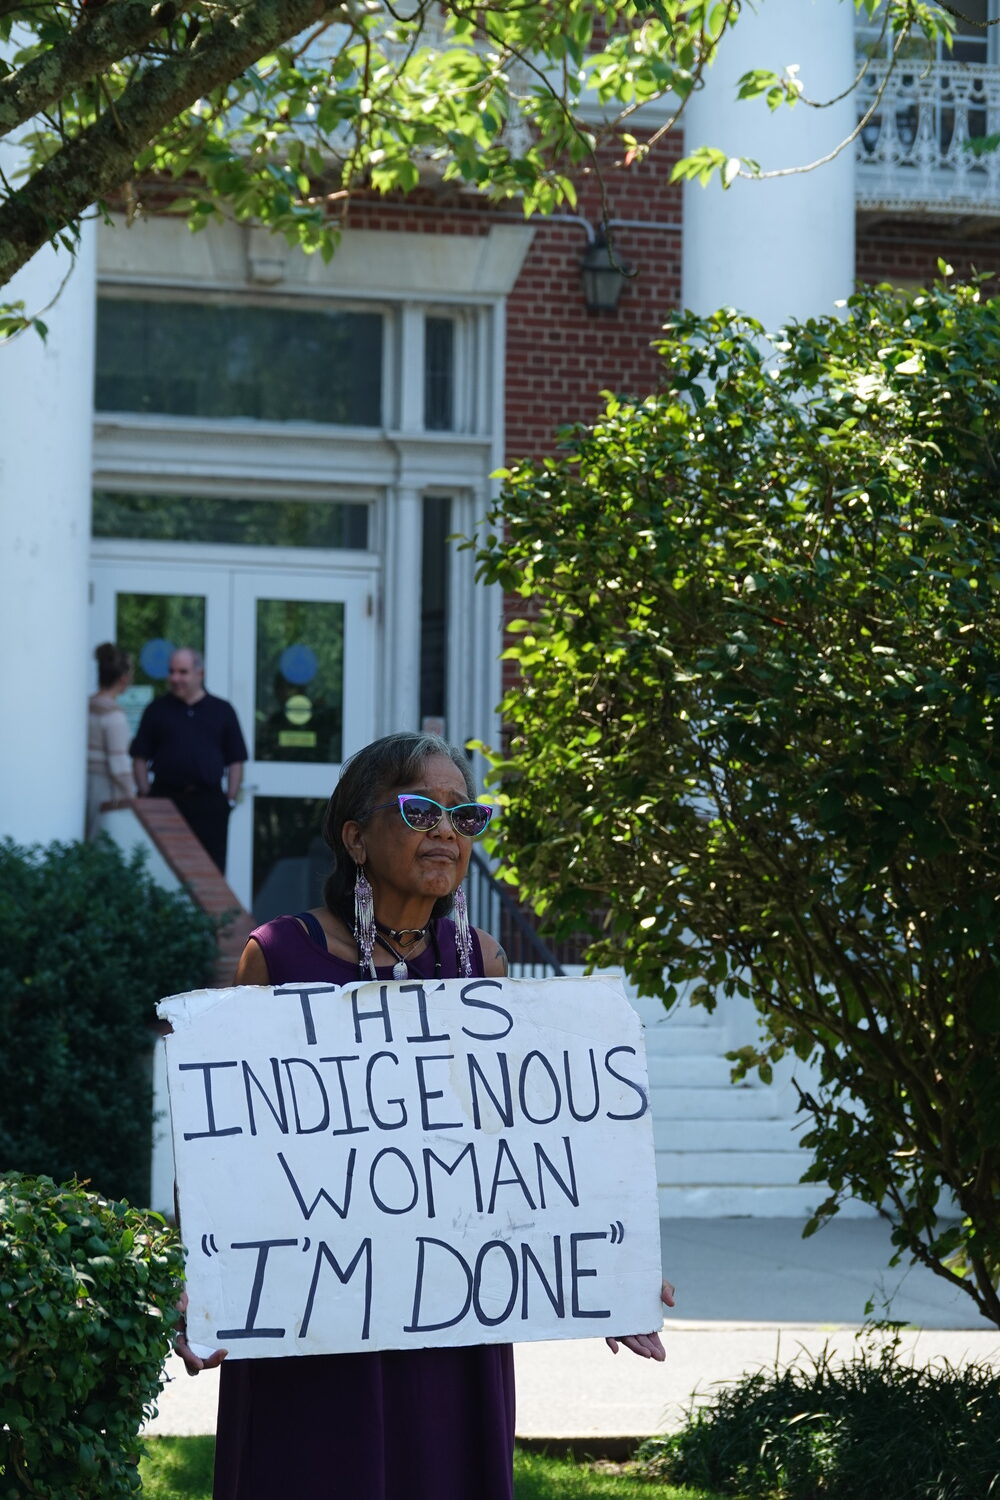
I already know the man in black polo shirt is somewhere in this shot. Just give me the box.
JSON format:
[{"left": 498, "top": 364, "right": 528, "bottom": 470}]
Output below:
[{"left": 130, "top": 647, "right": 248, "bottom": 874}]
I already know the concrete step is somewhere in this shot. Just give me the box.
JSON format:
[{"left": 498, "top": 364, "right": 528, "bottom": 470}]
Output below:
[
  {"left": 646, "top": 1053, "right": 737, "bottom": 1089},
  {"left": 642, "top": 1023, "right": 733, "bottom": 1056},
  {"left": 639, "top": 1005, "right": 721, "bottom": 1032},
  {"left": 655, "top": 1149, "right": 811, "bottom": 1187},
  {"left": 658, "top": 1182, "right": 842, "bottom": 1217},
  {"left": 655, "top": 1118, "right": 808, "bottom": 1155},
  {"left": 650, "top": 1085, "right": 796, "bottom": 1122}
]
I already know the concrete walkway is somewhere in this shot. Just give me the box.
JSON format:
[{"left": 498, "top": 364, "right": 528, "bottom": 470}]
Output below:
[{"left": 144, "top": 1216, "right": 1000, "bottom": 1444}]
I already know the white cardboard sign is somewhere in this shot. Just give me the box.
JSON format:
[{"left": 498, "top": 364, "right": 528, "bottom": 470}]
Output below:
[{"left": 158, "top": 974, "right": 662, "bottom": 1359}]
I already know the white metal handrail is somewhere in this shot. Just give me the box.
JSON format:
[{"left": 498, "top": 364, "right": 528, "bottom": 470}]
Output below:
[{"left": 855, "top": 55, "right": 1000, "bottom": 212}]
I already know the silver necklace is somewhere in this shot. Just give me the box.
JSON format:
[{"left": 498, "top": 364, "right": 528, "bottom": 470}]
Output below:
[{"left": 376, "top": 931, "right": 413, "bottom": 981}]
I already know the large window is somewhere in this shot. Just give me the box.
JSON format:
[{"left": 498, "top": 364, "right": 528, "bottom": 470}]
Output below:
[
  {"left": 92, "top": 491, "right": 370, "bottom": 549},
  {"left": 858, "top": 0, "right": 997, "bottom": 63},
  {"left": 424, "top": 316, "right": 455, "bottom": 431},
  {"left": 253, "top": 597, "right": 345, "bottom": 765},
  {"left": 948, "top": 0, "right": 995, "bottom": 64},
  {"left": 95, "top": 297, "right": 383, "bottom": 424},
  {"left": 420, "top": 496, "right": 451, "bottom": 726}
]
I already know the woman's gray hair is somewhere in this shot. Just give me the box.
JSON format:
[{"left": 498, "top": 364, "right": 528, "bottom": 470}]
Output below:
[{"left": 321, "top": 732, "right": 476, "bottom": 925}]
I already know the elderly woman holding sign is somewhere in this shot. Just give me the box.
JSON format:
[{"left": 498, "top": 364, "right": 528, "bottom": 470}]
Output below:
[{"left": 175, "top": 732, "right": 672, "bottom": 1500}]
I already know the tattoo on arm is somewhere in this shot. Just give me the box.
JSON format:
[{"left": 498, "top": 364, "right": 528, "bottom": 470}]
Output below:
[{"left": 494, "top": 944, "right": 509, "bottom": 976}]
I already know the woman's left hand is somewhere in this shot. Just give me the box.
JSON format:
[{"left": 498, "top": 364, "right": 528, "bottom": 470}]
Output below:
[
  {"left": 605, "top": 1278, "right": 675, "bottom": 1360},
  {"left": 173, "top": 1290, "right": 228, "bottom": 1376}
]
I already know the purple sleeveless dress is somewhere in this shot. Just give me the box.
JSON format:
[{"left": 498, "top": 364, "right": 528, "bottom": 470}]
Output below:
[{"left": 212, "top": 915, "right": 516, "bottom": 1500}]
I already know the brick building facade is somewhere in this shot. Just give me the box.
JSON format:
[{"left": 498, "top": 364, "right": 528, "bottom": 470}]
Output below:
[{"left": 4, "top": 0, "right": 999, "bottom": 1213}]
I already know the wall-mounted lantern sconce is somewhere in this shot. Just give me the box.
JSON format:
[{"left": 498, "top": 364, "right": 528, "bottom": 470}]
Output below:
[{"left": 580, "top": 231, "right": 633, "bottom": 314}]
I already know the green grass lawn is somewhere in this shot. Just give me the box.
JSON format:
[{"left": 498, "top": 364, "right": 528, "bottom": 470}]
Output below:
[
  {"left": 514, "top": 1449, "right": 725, "bottom": 1498},
  {"left": 140, "top": 1436, "right": 215, "bottom": 1497},
  {"left": 138, "top": 1437, "right": 728, "bottom": 1498}
]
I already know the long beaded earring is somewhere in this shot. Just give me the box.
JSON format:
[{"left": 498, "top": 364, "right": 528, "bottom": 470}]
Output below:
[
  {"left": 453, "top": 882, "right": 474, "bottom": 978},
  {"left": 354, "top": 864, "right": 377, "bottom": 979}
]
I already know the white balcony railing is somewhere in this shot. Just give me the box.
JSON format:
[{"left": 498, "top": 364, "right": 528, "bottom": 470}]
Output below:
[{"left": 855, "top": 55, "right": 1000, "bottom": 213}]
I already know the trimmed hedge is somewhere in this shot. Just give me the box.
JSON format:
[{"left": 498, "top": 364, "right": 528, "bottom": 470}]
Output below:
[
  {"left": 636, "top": 1338, "right": 1000, "bottom": 1499},
  {"left": 0, "top": 837, "right": 217, "bottom": 1204},
  {"left": 0, "top": 1173, "right": 184, "bottom": 1498}
]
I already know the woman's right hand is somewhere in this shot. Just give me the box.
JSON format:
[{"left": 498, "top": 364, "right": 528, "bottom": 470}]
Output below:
[{"left": 174, "top": 1290, "right": 228, "bottom": 1376}]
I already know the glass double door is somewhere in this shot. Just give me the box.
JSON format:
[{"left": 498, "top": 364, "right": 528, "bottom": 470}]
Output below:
[{"left": 90, "top": 556, "right": 376, "bottom": 916}]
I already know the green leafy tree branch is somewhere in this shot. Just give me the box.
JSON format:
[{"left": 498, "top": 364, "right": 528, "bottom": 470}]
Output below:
[{"left": 0, "top": 0, "right": 959, "bottom": 308}]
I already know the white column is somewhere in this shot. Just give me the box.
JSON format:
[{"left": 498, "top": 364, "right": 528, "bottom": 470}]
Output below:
[
  {"left": 450, "top": 303, "right": 504, "bottom": 766},
  {"left": 0, "top": 209, "right": 96, "bottom": 844},
  {"left": 446, "top": 490, "right": 495, "bottom": 754},
  {"left": 397, "top": 302, "right": 425, "bottom": 433},
  {"left": 379, "top": 483, "right": 423, "bottom": 736},
  {"left": 682, "top": 0, "right": 856, "bottom": 329}
]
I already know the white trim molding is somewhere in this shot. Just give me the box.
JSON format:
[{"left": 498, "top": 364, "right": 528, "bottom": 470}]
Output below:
[{"left": 97, "top": 214, "right": 535, "bottom": 301}]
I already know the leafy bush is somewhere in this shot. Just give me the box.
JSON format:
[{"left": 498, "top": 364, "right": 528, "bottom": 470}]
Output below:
[
  {"left": 637, "top": 1337, "right": 1000, "bottom": 1499},
  {"left": 477, "top": 275, "right": 1000, "bottom": 1324},
  {"left": 0, "top": 1173, "right": 185, "bottom": 1498},
  {"left": 0, "top": 837, "right": 217, "bottom": 1204}
]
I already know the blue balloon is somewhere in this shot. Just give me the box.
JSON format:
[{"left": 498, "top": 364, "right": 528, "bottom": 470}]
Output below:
[
  {"left": 280, "top": 643, "right": 318, "bottom": 685},
  {"left": 140, "top": 638, "right": 174, "bottom": 680}
]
